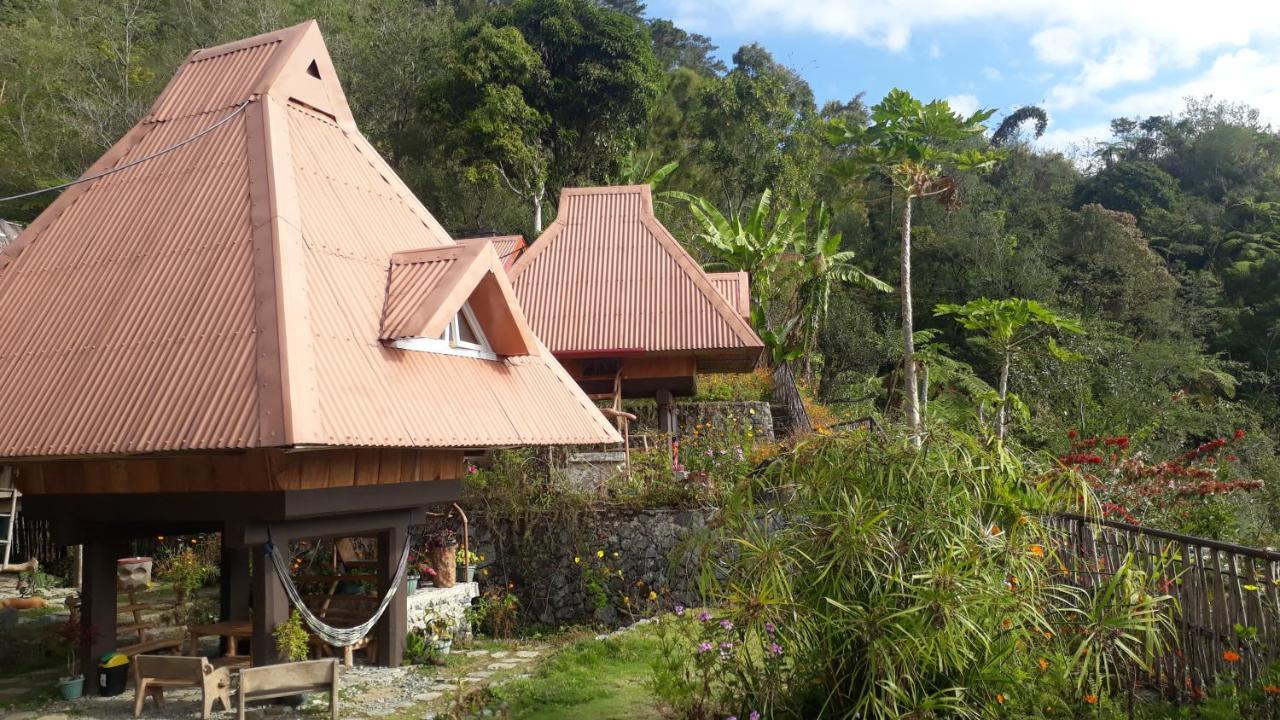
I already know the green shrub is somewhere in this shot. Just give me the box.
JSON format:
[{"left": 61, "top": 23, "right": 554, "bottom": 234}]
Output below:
[
  {"left": 657, "top": 429, "right": 1175, "bottom": 719},
  {"left": 695, "top": 370, "right": 773, "bottom": 402},
  {"left": 273, "top": 610, "right": 310, "bottom": 662}
]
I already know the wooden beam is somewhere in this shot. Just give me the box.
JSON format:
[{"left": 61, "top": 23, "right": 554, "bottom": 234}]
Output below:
[
  {"left": 220, "top": 542, "right": 250, "bottom": 655},
  {"left": 251, "top": 544, "right": 289, "bottom": 667},
  {"left": 230, "top": 508, "right": 425, "bottom": 548},
  {"left": 656, "top": 388, "right": 677, "bottom": 435},
  {"left": 375, "top": 522, "right": 408, "bottom": 667},
  {"left": 83, "top": 538, "right": 128, "bottom": 694},
  {"left": 24, "top": 481, "right": 462, "bottom": 525}
]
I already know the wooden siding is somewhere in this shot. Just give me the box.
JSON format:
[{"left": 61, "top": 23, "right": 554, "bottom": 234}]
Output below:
[{"left": 13, "top": 447, "right": 464, "bottom": 495}]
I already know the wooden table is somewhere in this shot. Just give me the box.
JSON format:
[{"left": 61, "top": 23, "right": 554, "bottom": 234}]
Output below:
[{"left": 186, "top": 620, "right": 252, "bottom": 658}]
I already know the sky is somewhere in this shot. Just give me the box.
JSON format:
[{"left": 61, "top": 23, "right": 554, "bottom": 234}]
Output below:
[{"left": 646, "top": 0, "right": 1280, "bottom": 154}]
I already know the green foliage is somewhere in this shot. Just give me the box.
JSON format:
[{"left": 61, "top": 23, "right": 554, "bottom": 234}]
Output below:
[
  {"left": 154, "top": 542, "right": 218, "bottom": 598},
  {"left": 273, "top": 610, "right": 310, "bottom": 663},
  {"left": 664, "top": 429, "right": 1184, "bottom": 719},
  {"left": 694, "top": 370, "right": 773, "bottom": 402}
]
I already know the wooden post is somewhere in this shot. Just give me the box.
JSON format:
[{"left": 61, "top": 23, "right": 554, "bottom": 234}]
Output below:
[
  {"left": 655, "top": 388, "right": 676, "bottom": 435},
  {"left": 82, "top": 538, "right": 127, "bottom": 694},
  {"left": 251, "top": 543, "right": 288, "bottom": 667},
  {"left": 220, "top": 540, "right": 250, "bottom": 655},
  {"left": 375, "top": 523, "right": 408, "bottom": 667}
]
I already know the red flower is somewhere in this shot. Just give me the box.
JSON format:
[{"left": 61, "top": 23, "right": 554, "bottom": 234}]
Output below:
[
  {"left": 1067, "top": 429, "right": 1078, "bottom": 439},
  {"left": 1234, "top": 429, "right": 1246, "bottom": 440}
]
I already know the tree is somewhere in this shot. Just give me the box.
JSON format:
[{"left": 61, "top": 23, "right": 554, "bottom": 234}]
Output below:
[
  {"left": 826, "top": 89, "right": 1002, "bottom": 441},
  {"left": 794, "top": 203, "right": 889, "bottom": 380},
  {"left": 935, "top": 298, "right": 1082, "bottom": 440},
  {"left": 426, "top": 0, "right": 659, "bottom": 232},
  {"left": 647, "top": 18, "right": 725, "bottom": 75},
  {"left": 991, "top": 106, "right": 1048, "bottom": 146}
]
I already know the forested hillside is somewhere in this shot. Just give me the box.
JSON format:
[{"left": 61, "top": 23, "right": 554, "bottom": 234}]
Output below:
[{"left": 3, "top": 0, "right": 1279, "bottom": 541}]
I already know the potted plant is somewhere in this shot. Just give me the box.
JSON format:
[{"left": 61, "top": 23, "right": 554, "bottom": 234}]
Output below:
[
  {"left": 425, "top": 529, "right": 458, "bottom": 589},
  {"left": 424, "top": 611, "right": 453, "bottom": 656},
  {"left": 457, "top": 549, "right": 482, "bottom": 583},
  {"left": 273, "top": 610, "right": 311, "bottom": 707},
  {"left": 54, "top": 619, "right": 96, "bottom": 700},
  {"left": 418, "top": 564, "right": 437, "bottom": 589}
]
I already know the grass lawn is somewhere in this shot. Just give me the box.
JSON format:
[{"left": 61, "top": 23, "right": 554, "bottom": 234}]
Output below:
[{"left": 486, "top": 624, "right": 663, "bottom": 719}]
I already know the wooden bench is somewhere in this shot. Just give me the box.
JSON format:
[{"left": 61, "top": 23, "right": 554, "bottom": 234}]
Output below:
[
  {"left": 237, "top": 659, "right": 338, "bottom": 720},
  {"left": 132, "top": 655, "right": 232, "bottom": 719},
  {"left": 119, "top": 637, "right": 185, "bottom": 657}
]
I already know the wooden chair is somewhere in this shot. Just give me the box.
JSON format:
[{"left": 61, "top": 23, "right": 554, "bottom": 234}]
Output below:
[
  {"left": 132, "top": 654, "right": 232, "bottom": 719},
  {"left": 237, "top": 658, "right": 339, "bottom": 720}
]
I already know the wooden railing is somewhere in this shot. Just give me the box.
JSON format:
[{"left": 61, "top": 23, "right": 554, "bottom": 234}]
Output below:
[
  {"left": 770, "top": 363, "right": 811, "bottom": 437},
  {"left": 1047, "top": 513, "right": 1280, "bottom": 695}
]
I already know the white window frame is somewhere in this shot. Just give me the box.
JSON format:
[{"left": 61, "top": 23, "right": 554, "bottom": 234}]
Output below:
[{"left": 391, "top": 303, "right": 497, "bottom": 361}]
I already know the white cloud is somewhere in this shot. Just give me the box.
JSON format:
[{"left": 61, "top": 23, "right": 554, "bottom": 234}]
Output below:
[
  {"left": 676, "top": 0, "right": 1280, "bottom": 104},
  {"left": 1030, "top": 27, "right": 1081, "bottom": 65},
  {"left": 982, "top": 66, "right": 1003, "bottom": 81},
  {"left": 1036, "top": 122, "right": 1112, "bottom": 154},
  {"left": 946, "top": 94, "right": 979, "bottom": 117},
  {"left": 1112, "top": 47, "right": 1280, "bottom": 122}
]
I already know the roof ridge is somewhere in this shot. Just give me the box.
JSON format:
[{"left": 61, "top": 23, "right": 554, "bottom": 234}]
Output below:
[{"left": 189, "top": 20, "right": 313, "bottom": 62}]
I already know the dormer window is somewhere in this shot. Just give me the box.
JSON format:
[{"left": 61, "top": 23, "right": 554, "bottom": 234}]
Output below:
[{"left": 390, "top": 304, "right": 497, "bottom": 360}]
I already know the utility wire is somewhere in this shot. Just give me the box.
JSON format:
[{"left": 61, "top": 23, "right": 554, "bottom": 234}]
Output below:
[{"left": 0, "top": 99, "right": 253, "bottom": 205}]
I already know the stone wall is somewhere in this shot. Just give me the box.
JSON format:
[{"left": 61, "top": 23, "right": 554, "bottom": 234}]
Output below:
[
  {"left": 417, "top": 507, "right": 714, "bottom": 627},
  {"left": 675, "top": 401, "right": 773, "bottom": 441}
]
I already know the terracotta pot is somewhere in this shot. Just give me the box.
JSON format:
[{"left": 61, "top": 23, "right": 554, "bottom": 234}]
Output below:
[
  {"left": 0, "top": 597, "right": 46, "bottom": 610},
  {"left": 429, "top": 546, "right": 457, "bottom": 588}
]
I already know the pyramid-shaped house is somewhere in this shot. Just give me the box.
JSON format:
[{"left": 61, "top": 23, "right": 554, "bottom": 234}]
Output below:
[
  {"left": 0, "top": 21, "right": 617, "bottom": 677},
  {"left": 508, "top": 185, "right": 764, "bottom": 431}
]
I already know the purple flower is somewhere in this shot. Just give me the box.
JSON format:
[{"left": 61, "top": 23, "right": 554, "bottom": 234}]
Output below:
[
  {"left": 727, "top": 717, "right": 737, "bottom": 720},
  {"left": 697, "top": 642, "right": 713, "bottom": 654},
  {"left": 674, "top": 604, "right": 685, "bottom": 616},
  {"left": 705, "top": 448, "right": 714, "bottom": 456},
  {"left": 769, "top": 642, "right": 783, "bottom": 656},
  {"left": 698, "top": 611, "right": 711, "bottom": 622},
  {"left": 719, "top": 641, "right": 734, "bottom": 658},
  {"left": 735, "top": 447, "right": 745, "bottom": 460},
  {"left": 765, "top": 622, "right": 776, "bottom": 635},
  {"left": 720, "top": 619, "right": 734, "bottom": 630},
  {"left": 750, "top": 713, "right": 761, "bottom": 720}
]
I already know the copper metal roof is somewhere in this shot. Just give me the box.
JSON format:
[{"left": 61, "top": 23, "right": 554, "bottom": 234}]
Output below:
[
  {"left": 0, "top": 21, "right": 618, "bottom": 458},
  {"left": 508, "top": 185, "right": 763, "bottom": 370},
  {"left": 458, "top": 235, "right": 526, "bottom": 271},
  {"left": 707, "top": 272, "right": 751, "bottom": 320}
]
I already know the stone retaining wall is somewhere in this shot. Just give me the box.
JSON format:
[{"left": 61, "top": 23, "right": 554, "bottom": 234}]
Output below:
[{"left": 417, "top": 507, "right": 714, "bottom": 627}]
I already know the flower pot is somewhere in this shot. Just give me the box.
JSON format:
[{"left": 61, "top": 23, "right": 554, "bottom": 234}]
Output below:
[
  {"left": 459, "top": 564, "right": 476, "bottom": 583},
  {"left": 58, "top": 676, "right": 84, "bottom": 701},
  {"left": 115, "top": 557, "right": 152, "bottom": 591},
  {"left": 429, "top": 546, "right": 457, "bottom": 588},
  {"left": 431, "top": 638, "right": 453, "bottom": 656},
  {"left": 417, "top": 577, "right": 434, "bottom": 590}
]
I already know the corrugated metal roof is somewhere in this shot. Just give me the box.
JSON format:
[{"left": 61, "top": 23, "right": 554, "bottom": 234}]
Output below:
[
  {"left": 508, "top": 185, "right": 763, "bottom": 369},
  {"left": 458, "top": 236, "right": 526, "bottom": 271},
  {"left": 707, "top": 272, "right": 750, "bottom": 319},
  {"left": 0, "top": 21, "right": 618, "bottom": 458}
]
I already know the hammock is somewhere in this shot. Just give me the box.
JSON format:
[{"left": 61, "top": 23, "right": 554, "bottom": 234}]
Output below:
[{"left": 265, "top": 533, "right": 412, "bottom": 649}]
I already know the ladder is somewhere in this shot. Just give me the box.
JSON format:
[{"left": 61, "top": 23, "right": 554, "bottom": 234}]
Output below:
[{"left": 0, "top": 468, "right": 18, "bottom": 568}]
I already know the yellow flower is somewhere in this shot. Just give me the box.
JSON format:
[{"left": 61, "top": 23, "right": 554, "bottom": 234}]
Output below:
[
  {"left": 1244, "top": 584, "right": 1260, "bottom": 592},
  {"left": 574, "top": 556, "right": 581, "bottom": 564},
  {"left": 612, "top": 552, "right": 620, "bottom": 558},
  {"left": 648, "top": 591, "right": 657, "bottom": 601},
  {"left": 1038, "top": 658, "right": 1049, "bottom": 671},
  {"left": 623, "top": 596, "right": 631, "bottom": 605},
  {"left": 596, "top": 550, "right": 605, "bottom": 559},
  {"left": 482, "top": 568, "right": 489, "bottom": 576}
]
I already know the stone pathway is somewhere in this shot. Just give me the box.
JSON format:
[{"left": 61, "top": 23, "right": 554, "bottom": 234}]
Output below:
[{"left": 0, "top": 645, "right": 546, "bottom": 720}]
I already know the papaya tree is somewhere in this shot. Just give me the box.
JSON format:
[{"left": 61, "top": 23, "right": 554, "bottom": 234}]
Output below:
[
  {"left": 935, "top": 298, "right": 1083, "bottom": 441},
  {"left": 827, "top": 90, "right": 1002, "bottom": 443}
]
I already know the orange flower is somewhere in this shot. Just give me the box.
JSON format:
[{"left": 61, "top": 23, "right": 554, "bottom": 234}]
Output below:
[
  {"left": 1264, "top": 684, "right": 1280, "bottom": 695},
  {"left": 1224, "top": 650, "right": 1242, "bottom": 662},
  {"left": 1028, "top": 544, "right": 1045, "bottom": 557},
  {"left": 1084, "top": 694, "right": 1098, "bottom": 705},
  {"left": 996, "top": 693, "right": 1005, "bottom": 705},
  {"left": 1001, "top": 618, "right": 1013, "bottom": 629},
  {"left": 989, "top": 524, "right": 1003, "bottom": 536},
  {"left": 1038, "top": 658, "right": 1049, "bottom": 671}
]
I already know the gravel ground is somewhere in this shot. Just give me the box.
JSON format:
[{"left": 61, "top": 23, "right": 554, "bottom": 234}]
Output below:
[{"left": 0, "top": 646, "right": 545, "bottom": 720}]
